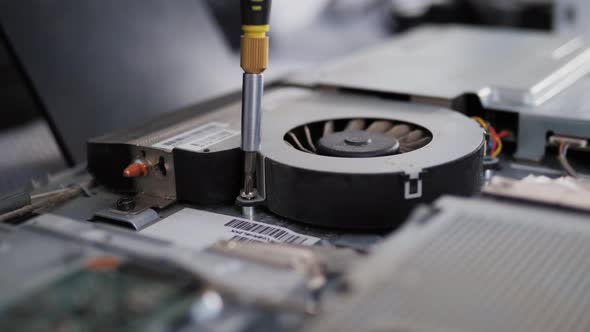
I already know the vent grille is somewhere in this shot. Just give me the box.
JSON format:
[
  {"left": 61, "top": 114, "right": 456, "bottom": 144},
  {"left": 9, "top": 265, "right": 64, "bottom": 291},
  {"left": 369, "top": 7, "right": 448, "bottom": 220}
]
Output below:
[{"left": 311, "top": 199, "right": 590, "bottom": 332}]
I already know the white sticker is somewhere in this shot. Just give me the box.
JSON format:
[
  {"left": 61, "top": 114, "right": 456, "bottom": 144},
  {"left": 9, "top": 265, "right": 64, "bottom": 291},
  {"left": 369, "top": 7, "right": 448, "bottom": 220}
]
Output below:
[
  {"left": 141, "top": 208, "right": 320, "bottom": 250},
  {"left": 152, "top": 122, "right": 239, "bottom": 152}
]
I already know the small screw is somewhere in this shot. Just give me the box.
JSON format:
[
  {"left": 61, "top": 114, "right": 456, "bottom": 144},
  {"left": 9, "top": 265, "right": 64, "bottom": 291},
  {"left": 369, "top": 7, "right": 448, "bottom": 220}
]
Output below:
[{"left": 116, "top": 197, "right": 136, "bottom": 212}]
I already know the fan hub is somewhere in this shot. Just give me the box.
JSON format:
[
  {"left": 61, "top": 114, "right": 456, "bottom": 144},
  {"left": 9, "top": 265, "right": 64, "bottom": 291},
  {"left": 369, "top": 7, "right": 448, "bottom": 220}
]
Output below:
[
  {"left": 344, "top": 133, "right": 372, "bottom": 146},
  {"left": 318, "top": 130, "right": 400, "bottom": 158}
]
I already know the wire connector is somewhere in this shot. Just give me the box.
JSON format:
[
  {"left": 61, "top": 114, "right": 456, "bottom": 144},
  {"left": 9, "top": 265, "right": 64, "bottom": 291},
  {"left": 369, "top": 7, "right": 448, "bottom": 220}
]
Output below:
[{"left": 548, "top": 135, "right": 588, "bottom": 149}]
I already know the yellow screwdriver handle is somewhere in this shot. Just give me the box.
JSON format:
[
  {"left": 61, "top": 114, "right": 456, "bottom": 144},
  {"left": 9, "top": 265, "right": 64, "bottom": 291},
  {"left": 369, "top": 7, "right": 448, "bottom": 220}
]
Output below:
[{"left": 240, "top": 0, "right": 271, "bottom": 74}]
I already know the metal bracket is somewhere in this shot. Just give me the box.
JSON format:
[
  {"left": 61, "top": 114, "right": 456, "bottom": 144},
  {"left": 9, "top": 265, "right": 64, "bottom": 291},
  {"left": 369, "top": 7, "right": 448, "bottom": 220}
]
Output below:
[
  {"left": 404, "top": 172, "right": 423, "bottom": 200},
  {"left": 94, "top": 207, "right": 159, "bottom": 231}
]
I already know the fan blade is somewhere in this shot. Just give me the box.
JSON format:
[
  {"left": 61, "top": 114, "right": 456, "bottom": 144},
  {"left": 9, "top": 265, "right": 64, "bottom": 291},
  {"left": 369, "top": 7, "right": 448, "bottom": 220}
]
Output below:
[
  {"left": 345, "top": 119, "right": 365, "bottom": 131},
  {"left": 386, "top": 124, "right": 411, "bottom": 139},
  {"left": 323, "top": 120, "right": 335, "bottom": 137},
  {"left": 400, "top": 129, "right": 426, "bottom": 143},
  {"left": 367, "top": 120, "right": 393, "bottom": 133},
  {"left": 286, "top": 132, "right": 314, "bottom": 154},
  {"left": 304, "top": 125, "right": 317, "bottom": 152},
  {"left": 400, "top": 137, "right": 432, "bottom": 153}
]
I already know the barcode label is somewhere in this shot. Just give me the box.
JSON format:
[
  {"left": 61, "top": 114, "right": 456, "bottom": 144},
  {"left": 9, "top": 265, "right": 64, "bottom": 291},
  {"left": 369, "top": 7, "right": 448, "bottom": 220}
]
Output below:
[
  {"left": 142, "top": 208, "right": 320, "bottom": 251},
  {"left": 152, "top": 122, "right": 238, "bottom": 152},
  {"left": 225, "top": 219, "right": 309, "bottom": 245}
]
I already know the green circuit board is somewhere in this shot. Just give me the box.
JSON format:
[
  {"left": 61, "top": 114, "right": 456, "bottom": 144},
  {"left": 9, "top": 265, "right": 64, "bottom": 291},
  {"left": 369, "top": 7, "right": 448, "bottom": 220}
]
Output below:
[{"left": 0, "top": 258, "right": 202, "bottom": 332}]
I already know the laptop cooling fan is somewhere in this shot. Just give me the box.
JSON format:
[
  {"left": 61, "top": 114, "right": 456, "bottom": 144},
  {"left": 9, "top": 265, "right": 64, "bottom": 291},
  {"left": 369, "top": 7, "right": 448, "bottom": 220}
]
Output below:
[{"left": 257, "top": 92, "right": 485, "bottom": 229}]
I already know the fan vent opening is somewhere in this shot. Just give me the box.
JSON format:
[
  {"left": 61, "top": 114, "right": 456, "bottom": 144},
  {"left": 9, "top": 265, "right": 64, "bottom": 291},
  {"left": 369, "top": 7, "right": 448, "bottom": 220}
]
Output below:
[{"left": 284, "top": 118, "right": 432, "bottom": 158}]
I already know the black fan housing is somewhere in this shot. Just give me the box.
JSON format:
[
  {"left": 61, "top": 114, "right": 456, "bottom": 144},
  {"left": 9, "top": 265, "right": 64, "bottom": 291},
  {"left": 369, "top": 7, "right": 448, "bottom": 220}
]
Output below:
[{"left": 258, "top": 93, "right": 485, "bottom": 230}]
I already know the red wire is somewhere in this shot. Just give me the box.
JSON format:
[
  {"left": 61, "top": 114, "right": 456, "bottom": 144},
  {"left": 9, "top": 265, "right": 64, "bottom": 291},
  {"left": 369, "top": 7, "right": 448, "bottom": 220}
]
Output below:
[
  {"left": 478, "top": 120, "right": 511, "bottom": 157},
  {"left": 497, "top": 130, "right": 510, "bottom": 139}
]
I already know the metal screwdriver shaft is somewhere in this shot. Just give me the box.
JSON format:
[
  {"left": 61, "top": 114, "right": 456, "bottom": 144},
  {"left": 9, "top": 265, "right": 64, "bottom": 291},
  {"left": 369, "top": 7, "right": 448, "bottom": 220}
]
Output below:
[
  {"left": 239, "top": 0, "right": 271, "bottom": 202},
  {"left": 241, "top": 73, "right": 263, "bottom": 199}
]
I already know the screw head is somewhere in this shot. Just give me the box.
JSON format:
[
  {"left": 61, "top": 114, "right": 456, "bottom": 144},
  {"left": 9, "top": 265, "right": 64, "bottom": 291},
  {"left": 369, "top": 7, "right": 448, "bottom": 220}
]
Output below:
[{"left": 116, "top": 197, "right": 136, "bottom": 212}]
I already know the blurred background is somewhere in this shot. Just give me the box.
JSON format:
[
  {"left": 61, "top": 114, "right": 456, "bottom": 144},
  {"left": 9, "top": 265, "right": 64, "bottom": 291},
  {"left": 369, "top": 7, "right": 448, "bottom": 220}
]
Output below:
[{"left": 0, "top": 0, "right": 586, "bottom": 195}]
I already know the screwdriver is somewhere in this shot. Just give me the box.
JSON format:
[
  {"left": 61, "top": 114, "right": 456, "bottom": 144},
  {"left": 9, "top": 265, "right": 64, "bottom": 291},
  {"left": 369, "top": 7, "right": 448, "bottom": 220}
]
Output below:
[{"left": 239, "top": 0, "right": 271, "bottom": 202}]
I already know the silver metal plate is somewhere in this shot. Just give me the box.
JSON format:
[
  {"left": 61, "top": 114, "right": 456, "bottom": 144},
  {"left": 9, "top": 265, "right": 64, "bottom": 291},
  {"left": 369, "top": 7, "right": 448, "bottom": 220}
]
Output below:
[
  {"left": 288, "top": 25, "right": 590, "bottom": 108},
  {"left": 286, "top": 25, "right": 590, "bottom": 161}
]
